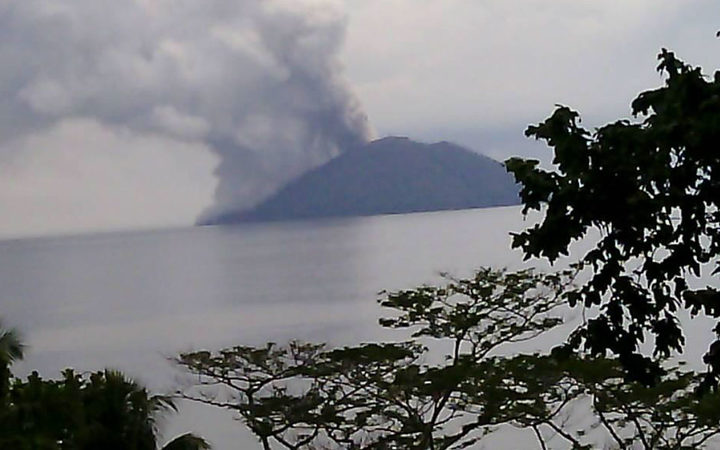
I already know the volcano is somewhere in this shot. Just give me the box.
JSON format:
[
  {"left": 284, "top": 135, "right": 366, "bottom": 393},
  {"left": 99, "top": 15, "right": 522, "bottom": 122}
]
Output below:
[{"left": 202, "top": 136, "right": 520, "bottom": 224}]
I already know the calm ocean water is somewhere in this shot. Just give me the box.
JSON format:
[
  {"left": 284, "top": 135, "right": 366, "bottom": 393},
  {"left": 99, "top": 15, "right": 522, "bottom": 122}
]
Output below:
[{"left": 1, "top": 206, "right": 715, "bottom": 448}]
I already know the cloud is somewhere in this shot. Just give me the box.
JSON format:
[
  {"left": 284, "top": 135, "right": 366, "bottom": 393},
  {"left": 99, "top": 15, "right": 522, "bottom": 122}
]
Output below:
[
  {"left": 149, "top": 106, "right": 210, "bottom": 140},
  {"left": 343, "top": 0, "right": 718, "bottom": 138},
  {"left": 0, "top": 118, "right": 217, "bottom": 239},
  {"left": 0, "top": 0, "right": 370, "bottom": 235}
]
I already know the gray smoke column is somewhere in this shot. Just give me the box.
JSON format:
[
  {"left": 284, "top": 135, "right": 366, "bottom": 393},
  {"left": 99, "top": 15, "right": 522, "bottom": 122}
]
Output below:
[
  {"left": 198, "top": 1, "right": 373, "bottom": 223},
  {"left": 0, "top": 0, "right": 371, "bottom": 228}
]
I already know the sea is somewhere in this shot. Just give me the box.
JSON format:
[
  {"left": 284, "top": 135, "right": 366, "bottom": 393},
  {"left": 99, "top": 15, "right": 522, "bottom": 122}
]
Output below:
[{"left": 1, "top": 206, "right": 715, "bottom": 449}]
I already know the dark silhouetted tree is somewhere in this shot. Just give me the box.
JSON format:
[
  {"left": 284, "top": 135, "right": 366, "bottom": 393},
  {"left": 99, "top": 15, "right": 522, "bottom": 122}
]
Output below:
[
  {"left": 0, "top": 368, "right": 210, "bottom": 450},
  {"left": 176, "top": 268, "right": 720, "bottom": 448},
  {"left": 0, "top": 319, "right": 24, "bottom": 400},
  {"left": 0, "top": 320, "right": 209, "bottom": 450},
  {"left": 506, "top": 49, "right": 720, "bottom": 387},
  {"left": 176, "top": 269, "right": 581, "bottom": 449}
]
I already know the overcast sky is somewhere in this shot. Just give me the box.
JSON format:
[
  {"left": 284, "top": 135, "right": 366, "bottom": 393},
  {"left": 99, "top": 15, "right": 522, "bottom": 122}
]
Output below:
[
  {"left": 0, "top": 0, "right": 717, "bottom": 239},
  {"left": 343, "top": 0, "right": 718, "bottom": 157}
]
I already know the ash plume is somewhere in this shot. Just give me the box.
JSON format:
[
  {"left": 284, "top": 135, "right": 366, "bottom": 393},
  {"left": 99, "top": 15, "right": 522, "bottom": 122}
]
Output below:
[{"left": 0, "top": 0, "right": 371, "bottom": 233}]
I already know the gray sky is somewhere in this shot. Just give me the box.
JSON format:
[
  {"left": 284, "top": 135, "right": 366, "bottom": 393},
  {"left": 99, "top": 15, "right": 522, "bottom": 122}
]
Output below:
[
  {"left": 0, "top": 0, "right": 717, "bottom": 238},
  {"left": 342, "top": 0, "right": 719, "bottom": 158}
]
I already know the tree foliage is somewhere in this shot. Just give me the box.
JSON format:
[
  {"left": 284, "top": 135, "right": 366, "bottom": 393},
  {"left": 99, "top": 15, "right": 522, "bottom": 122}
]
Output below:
[
  {"left": 177, "top": 268, "right": 571, "bottom": 449},
  {"left": 0, "top": 322, "right": 210, "bottom": 450},
  {"left": 525, "top": 356, "right": 720, "bottom": 449},
  {"left": 0, "top": 368, "right": 210, "bottom": 450},
  {"left": 505, "top": 49, "right": 720, "bottom": 386},
  {"left": 0, "top": 319, "right": 24, "bottom": 401},
  {"left": 177, "top": 268, "right": 720, "bottom": 449}
]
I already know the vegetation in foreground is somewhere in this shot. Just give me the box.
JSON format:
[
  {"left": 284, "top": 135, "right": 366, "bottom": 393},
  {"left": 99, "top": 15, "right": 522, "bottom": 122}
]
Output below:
[
  {"left": 177, "top": 268, "right": 720, "bottom": 449},
  {"left": 506, "top": 49, "right": 720, "bottom": 388},
  {"left": 0, "top": 321, "right": 210, "bottom": 450}
]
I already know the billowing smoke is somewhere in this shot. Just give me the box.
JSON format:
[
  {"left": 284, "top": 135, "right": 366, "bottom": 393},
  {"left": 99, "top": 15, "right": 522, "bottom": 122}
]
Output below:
[{"left": 0, "top": 0, "right": 371, "bottom": 235}]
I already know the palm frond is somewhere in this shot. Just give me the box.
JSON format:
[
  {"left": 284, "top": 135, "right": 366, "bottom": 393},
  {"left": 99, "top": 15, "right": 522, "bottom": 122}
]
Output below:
[{"left": 0, "top": 320, "right": 24, "bottom": 364}]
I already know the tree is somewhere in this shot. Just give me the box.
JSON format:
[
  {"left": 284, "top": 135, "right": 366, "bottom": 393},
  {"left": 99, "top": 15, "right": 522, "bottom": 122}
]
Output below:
[
  {"left": 78, "top": 369, "right": 176, "bottom": 450},
  {"left": 505, "top": 49, "right": 720, "bottom": 387},
  {"left": 0, "top": 368, "right": 211, "bottom": 450},
  {"left": 569, "top": 360, "right": 720, "bottom": 449},
  {"left": 176, "top": 267, "right": 720, "bottom": 449},
  {"left": 162, "top": 433, "right": 212, "bottom": 450},
  {"left": 176, "top": 268, "right": 578, "bottom": 449},
  {"left": 0, "top": 319, "right": 24, "bottom": 399},
  {"left": 500, "top": 355, "right": 720, "bottom": 449},
  {"left": 0, "top": 318, "right": 209, "bottom": 450}
]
